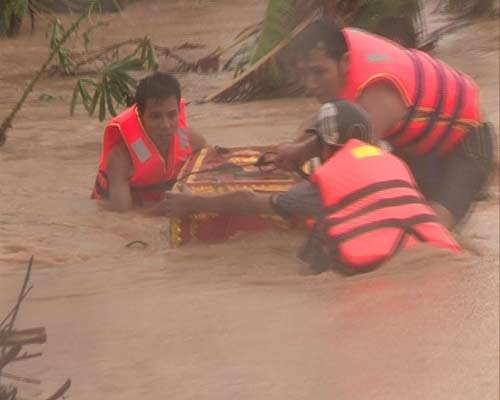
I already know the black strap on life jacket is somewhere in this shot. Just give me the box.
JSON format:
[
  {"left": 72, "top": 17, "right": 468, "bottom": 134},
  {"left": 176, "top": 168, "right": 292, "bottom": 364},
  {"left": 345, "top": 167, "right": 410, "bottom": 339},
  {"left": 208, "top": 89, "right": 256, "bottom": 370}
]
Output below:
[
  {"left": 324, "top": 213, "right": 436, "bottom": 272},
  {"left": 432, "top": 69, "right": 466, "bottom": 153},
  {"left": 322, "top": 179, "right": 417, "bottom": 216},
  {"left": 329, "top": 225, "right": 415, "bottom": 275},
  {"left": 387, "top": 50, "right": 425, "bottom": 142},
  {"left": 307, "top": 179, "right": 436, "bottom": 272},
  {"left": 321, "top": 195, "right": 427, "bottom": 228},
  {"left": 403, "top": 57, "right": 447, "bottom": 148},
  {"left": 325, "top": 213, "right": 437, "bottom": 244}
]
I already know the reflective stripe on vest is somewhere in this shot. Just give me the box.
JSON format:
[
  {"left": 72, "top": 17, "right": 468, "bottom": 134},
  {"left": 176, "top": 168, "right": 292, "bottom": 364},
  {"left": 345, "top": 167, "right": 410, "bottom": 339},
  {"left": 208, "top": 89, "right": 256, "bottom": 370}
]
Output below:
[
  {"left": 178, "top": 127, "right": 189, "bottom": 149},
  {"left": 340, "top": 29, "right": 481, "bottom": 156}
]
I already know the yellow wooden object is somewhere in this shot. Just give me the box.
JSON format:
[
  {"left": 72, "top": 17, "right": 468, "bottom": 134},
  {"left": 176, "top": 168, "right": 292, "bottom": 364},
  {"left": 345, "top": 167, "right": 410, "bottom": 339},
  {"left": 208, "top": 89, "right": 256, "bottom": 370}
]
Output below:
[{"left": 169, "top": 145, "right": 303, "bottom": 247}]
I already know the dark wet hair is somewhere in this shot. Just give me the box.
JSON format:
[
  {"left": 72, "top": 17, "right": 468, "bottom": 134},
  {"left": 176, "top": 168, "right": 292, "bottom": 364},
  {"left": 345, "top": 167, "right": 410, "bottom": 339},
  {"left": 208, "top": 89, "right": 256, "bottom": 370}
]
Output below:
[
  {"left": 135, "top": 72, "right": 181, "bottom": 114},
  {"left": 293, "top": 18, "right": 348, "bottom": 61}
]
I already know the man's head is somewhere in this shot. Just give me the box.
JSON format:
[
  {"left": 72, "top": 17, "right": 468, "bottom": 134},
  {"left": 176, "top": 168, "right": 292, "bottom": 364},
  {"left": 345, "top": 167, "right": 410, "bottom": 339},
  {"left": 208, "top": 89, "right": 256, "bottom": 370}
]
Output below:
[
  {"left": 293, "top": 18, "right": 349, "bottom": 103},
  {"left": 308, "top": 100, "right": 373, "bottom": 160},
  {"left": 135, "top": 72, "right": 182, "bottom": 149}
]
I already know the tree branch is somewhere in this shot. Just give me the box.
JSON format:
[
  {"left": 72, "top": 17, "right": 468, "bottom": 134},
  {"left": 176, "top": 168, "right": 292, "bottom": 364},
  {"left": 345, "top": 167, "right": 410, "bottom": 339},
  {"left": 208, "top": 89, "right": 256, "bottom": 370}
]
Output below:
[{"left": 0, "top": 1, "right": 98, "bottom": 146}]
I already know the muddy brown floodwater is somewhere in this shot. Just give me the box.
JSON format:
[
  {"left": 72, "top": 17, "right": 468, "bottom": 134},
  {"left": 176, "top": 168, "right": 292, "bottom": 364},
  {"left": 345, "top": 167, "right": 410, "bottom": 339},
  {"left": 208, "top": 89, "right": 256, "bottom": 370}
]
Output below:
[{"left": 0, "top": 1, "right": 498, "bottom": 399}]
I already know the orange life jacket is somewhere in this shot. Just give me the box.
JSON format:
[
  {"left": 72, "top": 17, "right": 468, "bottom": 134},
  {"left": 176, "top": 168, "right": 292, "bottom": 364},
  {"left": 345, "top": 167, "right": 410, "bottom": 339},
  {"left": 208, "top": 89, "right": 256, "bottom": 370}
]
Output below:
[
  {"left": 310, "top": 139, "right": 460, "bottom": 272},
  {"left": 339, "top": 28, "right": 481, "bottom": 156},
  {"left": 91, "top": 99, "right": 192, "bottom": 205}
]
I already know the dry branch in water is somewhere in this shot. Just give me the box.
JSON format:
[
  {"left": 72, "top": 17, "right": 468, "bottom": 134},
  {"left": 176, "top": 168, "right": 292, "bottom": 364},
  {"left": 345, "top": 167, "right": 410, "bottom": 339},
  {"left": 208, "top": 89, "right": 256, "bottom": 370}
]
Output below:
[
  {"left": 0, "top": 257, "right": 71, "bottom": 400},
  {"left": 48, "top": 38, "right": 197, "bottom": 76}
]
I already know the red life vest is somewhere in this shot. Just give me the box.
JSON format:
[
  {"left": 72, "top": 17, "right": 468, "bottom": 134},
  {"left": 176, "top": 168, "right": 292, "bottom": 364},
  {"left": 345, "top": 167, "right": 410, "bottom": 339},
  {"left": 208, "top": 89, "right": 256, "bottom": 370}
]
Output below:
[
  {"left": 339, "top": 29, "right": 481, "bottom": 156},
  {"left": 91, "top": 99, "right": 192, "bottom": 204},
  {"left": 310, "top": 139, "right": 460, "bottom": 272}
]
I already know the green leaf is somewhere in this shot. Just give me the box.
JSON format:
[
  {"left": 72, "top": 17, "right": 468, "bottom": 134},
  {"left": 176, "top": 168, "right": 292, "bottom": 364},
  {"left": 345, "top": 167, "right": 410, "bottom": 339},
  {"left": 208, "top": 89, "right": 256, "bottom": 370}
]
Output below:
[
  {"left": 146, "top": 41, "right": 159, "bottom": 71},
  {"left": 82, "top": 21, "right": 108, "bottom": 52},
  {"left": 251, "top": 0, "right": 298, "bottom": 64},
  {"left": 140, "top": 38, "right": 148, "bottom": 61},
  {"left": 59, "top": 48, "right": 74, "bottom": 74},
  {"left": 118, "top": 57, "right": 144, "bottom": 72},
  {"left": 39, "top": 93, "right": 61, "bottom": 102},
  {"left": 105, "top": 85, "right": 117, "bottom": 117},
  {"left": 112, "top": 81, "right": 131, "bottom": 101},
  {"left": 70, "top": 81, "right": 81, "bottom": 115},
  {"left": 79, "top": 83, "right": 92, "bottom": 111},
  {"left": 2, "top": 0, "right": 33, "bottom": 33},
  {"left": 114, "top": 70, "right": 136, "bottom": 88},
  {"left": 89, "top": 86, "right": 102, "bottom": 115},
  {"left": 98, "top": 88, "right": 107, "bottom": 121}
]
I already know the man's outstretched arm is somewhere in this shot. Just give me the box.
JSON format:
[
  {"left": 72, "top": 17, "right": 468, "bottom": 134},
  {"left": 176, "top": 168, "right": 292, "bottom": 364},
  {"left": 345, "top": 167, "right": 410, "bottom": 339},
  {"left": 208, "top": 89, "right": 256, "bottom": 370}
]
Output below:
[
  {"left": 162, "top": 182, "right": 323, "bottom": 219},
  {"left": 274, "top": 135, "right": 322, "bottom": 172}
]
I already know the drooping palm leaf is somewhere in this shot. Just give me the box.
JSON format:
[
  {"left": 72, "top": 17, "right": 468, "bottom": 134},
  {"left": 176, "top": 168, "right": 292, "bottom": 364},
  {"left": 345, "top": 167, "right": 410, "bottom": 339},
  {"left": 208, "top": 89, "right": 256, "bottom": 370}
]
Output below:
[
  {"left": 0, "top": 0, "right": 68, "bottom": 36},
  {"left": 251, "top": 0, "right": 302, "bottom": 63},
  {"left": 436, "top": 0, "right": 498, "bottom": 16},
  {"left": 207, "top": 15, "right": 317, "bottom": 102},
  {"left": 353, "top": 0, "right": 421, "bottom": 29},
  {"left": 251, "top": 0, "right": 422, "bottom": 67},
  {"left": 70, "top": 37, "right": 158, "bottom": 121}
]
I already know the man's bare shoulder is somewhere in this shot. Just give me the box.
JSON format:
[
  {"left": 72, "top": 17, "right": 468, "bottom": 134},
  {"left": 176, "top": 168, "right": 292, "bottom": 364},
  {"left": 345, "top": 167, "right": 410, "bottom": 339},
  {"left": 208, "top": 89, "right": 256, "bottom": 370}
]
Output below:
[
  {"left": 358, "top": 81, "right": 408, "bottom": 127},
  {"left": 360, "top": 81, "right": 405, "bottom": 103},
  {"left": 107, "top": 142, "right": 133, "bottom": 178}
]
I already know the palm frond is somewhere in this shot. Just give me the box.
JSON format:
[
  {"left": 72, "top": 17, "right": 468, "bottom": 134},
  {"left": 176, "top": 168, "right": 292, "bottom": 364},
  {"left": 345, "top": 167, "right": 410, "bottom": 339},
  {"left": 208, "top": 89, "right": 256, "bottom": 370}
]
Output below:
[
  {"left": 209, "top": 0, "right": 426, "bottom": 102},
  {"left": 70, "top": 38, "right": 158, "bottom": 121},
  {"left": 436, "top": 0, "right": 498, "bottom": 16},
  {"left": 207, "top": 15, "right": 316, "bottom": 102},
  {"left": 251, "top": 0, "right": 303, "bottom": 64}
]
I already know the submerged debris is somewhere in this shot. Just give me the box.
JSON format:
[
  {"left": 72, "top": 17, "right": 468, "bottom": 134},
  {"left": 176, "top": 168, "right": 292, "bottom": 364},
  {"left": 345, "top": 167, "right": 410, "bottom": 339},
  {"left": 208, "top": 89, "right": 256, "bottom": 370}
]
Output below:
[{"left": 0, "top": 257, "right": 71, "bottom": 400}]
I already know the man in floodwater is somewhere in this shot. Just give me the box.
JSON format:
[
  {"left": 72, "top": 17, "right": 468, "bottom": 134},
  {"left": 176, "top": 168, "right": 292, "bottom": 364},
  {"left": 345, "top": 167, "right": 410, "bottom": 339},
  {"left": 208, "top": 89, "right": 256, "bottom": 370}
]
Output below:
[
  {"left": 275, "top": 18, "right": 495, "bottom": 229},
  {"left": 91, "top": 72, "right": 206, "bottom": 213},
  {"left": 162, "top": 100, "right": 460, "bottom": 274}
]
